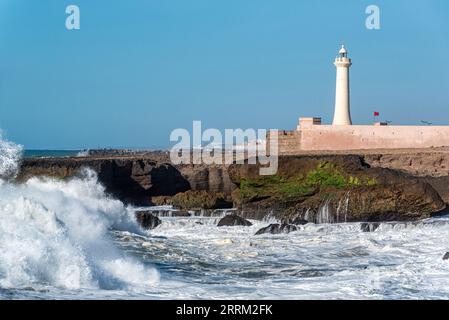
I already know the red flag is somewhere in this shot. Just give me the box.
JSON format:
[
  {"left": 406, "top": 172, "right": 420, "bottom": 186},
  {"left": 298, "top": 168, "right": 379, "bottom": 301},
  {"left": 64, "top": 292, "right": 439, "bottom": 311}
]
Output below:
[{"left": 374, "top": 112, "right": 380, "bottom": 117}]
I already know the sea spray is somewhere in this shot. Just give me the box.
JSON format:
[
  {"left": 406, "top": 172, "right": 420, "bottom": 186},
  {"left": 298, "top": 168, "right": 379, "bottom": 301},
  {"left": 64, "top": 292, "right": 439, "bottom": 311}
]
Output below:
[
  {"left": 0, "top": 130, "right": 23, "bottom": 178},
  {"left": 76, "top": 149, "right": 90, "bottom": 157},
  {"left": 0, "top": 134, "right": 159, "bottom": 291}
]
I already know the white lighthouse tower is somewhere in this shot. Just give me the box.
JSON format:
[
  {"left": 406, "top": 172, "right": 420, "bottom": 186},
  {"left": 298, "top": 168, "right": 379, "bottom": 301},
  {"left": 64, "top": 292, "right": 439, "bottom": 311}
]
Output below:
[{"left": 332, "top": 45, "right": 352, "bottom": 125}]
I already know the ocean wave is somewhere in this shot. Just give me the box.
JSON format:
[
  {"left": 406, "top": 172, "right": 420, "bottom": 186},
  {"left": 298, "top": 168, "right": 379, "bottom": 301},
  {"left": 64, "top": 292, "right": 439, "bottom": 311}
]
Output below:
[{"left": 0, "top": 133, "right": 159, "bottom": 291}]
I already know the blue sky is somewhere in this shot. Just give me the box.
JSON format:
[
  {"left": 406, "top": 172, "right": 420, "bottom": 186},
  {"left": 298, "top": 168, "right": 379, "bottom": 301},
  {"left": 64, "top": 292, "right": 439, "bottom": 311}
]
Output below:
[{"left": 0, "top": 0, "right": 448, "bottom": 149}]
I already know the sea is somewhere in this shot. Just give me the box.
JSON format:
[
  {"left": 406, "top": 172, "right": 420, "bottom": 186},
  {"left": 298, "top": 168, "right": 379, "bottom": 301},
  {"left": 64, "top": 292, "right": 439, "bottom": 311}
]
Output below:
[
  {"left": 23, "top": 150, "right": 85, "bottom": 158},
  {"left": 1, "top": 135, "right": 449, "bottom": 299}
]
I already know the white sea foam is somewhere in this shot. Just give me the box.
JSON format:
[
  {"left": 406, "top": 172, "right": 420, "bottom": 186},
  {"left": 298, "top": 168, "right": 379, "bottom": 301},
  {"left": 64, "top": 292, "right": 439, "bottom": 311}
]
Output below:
[
  {"left": 0, "top": 134, "right": 159, "bottom": 292},
  {"left": 138, "top": 215, "right": 449, "bottom": 299}
]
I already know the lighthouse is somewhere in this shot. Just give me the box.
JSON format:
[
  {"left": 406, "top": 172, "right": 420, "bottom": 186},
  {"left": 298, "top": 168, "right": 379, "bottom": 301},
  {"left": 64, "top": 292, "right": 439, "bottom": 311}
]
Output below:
[{"left": 332, "top": 45, "right": 352, "bottom": 125}]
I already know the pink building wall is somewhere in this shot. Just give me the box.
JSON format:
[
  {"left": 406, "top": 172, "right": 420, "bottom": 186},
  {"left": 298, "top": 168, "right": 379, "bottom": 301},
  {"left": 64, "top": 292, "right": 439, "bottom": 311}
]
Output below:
[
  {"left": 299, "top": 125, "right": 449, "bottom": 151},
  {"left": 270, "top": 125, "right": 449, "bottom": 153}
]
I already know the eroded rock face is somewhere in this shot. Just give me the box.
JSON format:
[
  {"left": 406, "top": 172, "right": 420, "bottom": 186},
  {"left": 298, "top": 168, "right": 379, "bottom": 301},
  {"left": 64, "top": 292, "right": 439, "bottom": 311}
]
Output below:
[
  {"left": 18, "top": 158, "right": 190, "bottom": 206},
  {"left": 176, "top": 164, "right": 237, "bottom": 196},
  {"left": 364, "top": 153, "right": 449, "bottom": 178},
  {"left": 171, "top": 190, "right": 233, "bottom": 210},
  {"left": 217, "top": 214, "right": 252, "bottom": 227},
  {"left": 18, "top": 158, "right": 238, "bottom": 206},
  {"left": 364, "top": 153, "right": 449, "bottom": 204},
  {"left": 229, "top": 155, "right": 446, "bottom": 223},
  {"left": 151, "top": 196, "right": 173, "bottom": 206},
  {"left": 255, "top": 224, "right": 298, "bottom": 235},
  {"left": 135, "top": 211, "right": 161, "bottom": 230}
]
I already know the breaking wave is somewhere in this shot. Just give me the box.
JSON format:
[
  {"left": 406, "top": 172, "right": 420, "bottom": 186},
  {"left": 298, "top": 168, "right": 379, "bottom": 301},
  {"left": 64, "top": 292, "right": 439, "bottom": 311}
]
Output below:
[{"left": 0, "top": 133, "right": 159, "bottom": 292}]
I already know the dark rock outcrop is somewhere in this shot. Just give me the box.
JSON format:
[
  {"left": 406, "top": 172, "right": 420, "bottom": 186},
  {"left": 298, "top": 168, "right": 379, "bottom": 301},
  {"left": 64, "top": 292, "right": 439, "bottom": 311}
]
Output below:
[
  {"left": 290, "top": 217, "right": 309, "bottom": 225},
  {"left": 217, "top": 214, "right": 252, "bottom": 227},
  {"left": 255, "top": 223, "right": 298, "bottom": 235},
  {"left": 135, "top": 211, "right": 161, "bottom": 230},
  {"left": 360, "top": 222, "right": 380, "bottom": 232},
  {"left": 443, "top": 252, "right": 449, "bottom": 260}
]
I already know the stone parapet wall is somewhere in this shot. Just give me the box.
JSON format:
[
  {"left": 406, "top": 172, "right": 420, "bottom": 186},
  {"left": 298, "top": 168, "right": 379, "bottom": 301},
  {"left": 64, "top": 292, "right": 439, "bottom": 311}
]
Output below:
[
  {"left": 267, "top": 130, "right": 302, "bottom": 155},
  {"left": 299, "top": 125, "right": 449, "bottom": 151},
  {"left": 268, "top": 125, "right": 449, "bottom": 154}
]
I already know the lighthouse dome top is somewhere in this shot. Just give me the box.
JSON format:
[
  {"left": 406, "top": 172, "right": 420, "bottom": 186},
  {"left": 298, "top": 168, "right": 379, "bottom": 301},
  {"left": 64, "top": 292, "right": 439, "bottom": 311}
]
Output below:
[{"left": 339, "top": 45, "right": 347, "bottom": 55}]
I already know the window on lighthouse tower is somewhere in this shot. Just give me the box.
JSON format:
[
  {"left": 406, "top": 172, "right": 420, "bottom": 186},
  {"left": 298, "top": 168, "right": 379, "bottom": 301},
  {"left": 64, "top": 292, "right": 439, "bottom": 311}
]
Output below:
[{"left": 339, "top": 45, "right": 347, "bottom": 58}]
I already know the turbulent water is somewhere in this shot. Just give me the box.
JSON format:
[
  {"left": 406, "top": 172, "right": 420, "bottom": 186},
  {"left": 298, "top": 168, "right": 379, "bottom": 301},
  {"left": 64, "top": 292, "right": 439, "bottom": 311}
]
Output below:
[{"left": 2, "top": 134, "right": 449, "bottom": 299}]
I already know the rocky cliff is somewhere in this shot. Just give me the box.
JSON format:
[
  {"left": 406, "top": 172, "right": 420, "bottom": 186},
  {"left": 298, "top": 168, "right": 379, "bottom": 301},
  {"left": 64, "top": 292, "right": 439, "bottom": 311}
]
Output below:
[
  {"left": 228, "top": 155, "right": 445, "bottom": 222},
  {"left": 17, "top": 152, "right": 449, "bottom": 222},
  {"left": 18, "top": 158, "right": 190, "bottom": 205},
  {"left": 364, "top": 152, "right": 449, "bottom": 203}
]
